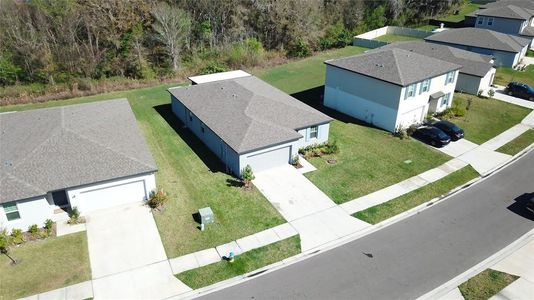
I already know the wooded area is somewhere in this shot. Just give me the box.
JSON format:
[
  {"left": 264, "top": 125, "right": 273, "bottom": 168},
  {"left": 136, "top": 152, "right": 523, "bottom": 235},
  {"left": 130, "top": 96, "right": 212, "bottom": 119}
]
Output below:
[{"left": 0, "top": 0, "right": 463, "bottom": 102}]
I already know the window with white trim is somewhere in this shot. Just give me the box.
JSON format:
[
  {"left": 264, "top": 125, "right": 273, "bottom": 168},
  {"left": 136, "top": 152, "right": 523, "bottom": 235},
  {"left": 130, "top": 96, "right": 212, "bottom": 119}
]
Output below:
[
  {"left": 309, "top": 126, "right": 318, "bottom": 139},
  {"left": 477, "top": 16, "right": 484, "bottom": 25},
  {"left": 445, "top": 71, "right": 455, "bottom": 84},
  {"left": 3, "top": 202, "right": 20, "bottom": 221},
  {"left": 441, "top": 93, "right": 451, "bottom": 106},
  {"left": 405, "top": 83, "right": 417, "bottom": 99},
  {"left": 420, "top": 79, "right": 431, "bottom": 94},
  {"left": 487, "top": 17, "right": 494, "bottom": 26}
]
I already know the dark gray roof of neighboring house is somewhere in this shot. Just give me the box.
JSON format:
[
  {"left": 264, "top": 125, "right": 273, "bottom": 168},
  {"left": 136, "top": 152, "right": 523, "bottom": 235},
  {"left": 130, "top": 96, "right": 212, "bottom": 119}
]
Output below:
[
  {"left": 475, "top": 5, "right": 533, "bottom": 20},
  {"left": 425, "top": 28, "right": 531, "bottom": 53},
  {"left": 0, "top": 99, "right": 157, "bottom": 204},
  {"left": 482, "top": 0, "right": 534, "bottom": 10},
  {"left": 324, "top": 48, "right": 461, "bottom": 87},
  {"left": 381, "top": 41, "right": 494, "bottom": 78},
  {"left": 168, "top": 75, "right": 332, "bottom": 154}
]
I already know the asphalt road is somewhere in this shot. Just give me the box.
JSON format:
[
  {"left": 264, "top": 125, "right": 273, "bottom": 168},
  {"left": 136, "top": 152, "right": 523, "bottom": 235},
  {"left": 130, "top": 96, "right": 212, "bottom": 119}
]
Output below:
[{"left": 200, "top": 150, "right": 534, "bottom": 300}]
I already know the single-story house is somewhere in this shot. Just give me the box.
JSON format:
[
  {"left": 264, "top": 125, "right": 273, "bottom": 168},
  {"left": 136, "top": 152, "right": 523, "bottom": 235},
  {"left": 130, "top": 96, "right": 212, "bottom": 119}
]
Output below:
[
  {"left": 0, "top": 99, "right": 157, "bottom": 232},
  {"left": 381, "top": 41, "right": 496, "bottom": 95},
  {"left": 424, "top": 28, "right": 530, "bottom": 67},
  {"left": 466, "top": 1, "right": 534, "bottom": 47},
  {"left": 324, "top": 48, "right": 461, "bottom": 132},
  {"left": 169, "top": 71, "right": 332, "bottom": 175}
]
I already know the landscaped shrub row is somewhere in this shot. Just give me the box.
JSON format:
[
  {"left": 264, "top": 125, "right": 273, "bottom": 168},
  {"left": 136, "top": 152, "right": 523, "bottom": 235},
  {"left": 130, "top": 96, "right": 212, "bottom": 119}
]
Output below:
[
  {"left": 299, "top": 141, "right": 339, "bottom": 159},
  {"left": 0, "top": 219, "right": 55, "bottom": 249}
]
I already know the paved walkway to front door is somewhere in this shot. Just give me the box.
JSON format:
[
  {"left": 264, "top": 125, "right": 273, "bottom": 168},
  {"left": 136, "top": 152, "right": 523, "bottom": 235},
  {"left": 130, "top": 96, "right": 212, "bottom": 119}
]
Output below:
[
  {"left": 253, "top": 165, "right": 370, "bottom": 251},
  {"left": 86, "top": 203, "right": 191, "bottom": 299}
]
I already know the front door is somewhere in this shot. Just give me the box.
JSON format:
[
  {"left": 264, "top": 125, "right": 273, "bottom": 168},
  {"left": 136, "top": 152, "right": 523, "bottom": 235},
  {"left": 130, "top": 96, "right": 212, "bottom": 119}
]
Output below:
[{"left": 52, "top": 190, "right": 69, "bottom": 207}]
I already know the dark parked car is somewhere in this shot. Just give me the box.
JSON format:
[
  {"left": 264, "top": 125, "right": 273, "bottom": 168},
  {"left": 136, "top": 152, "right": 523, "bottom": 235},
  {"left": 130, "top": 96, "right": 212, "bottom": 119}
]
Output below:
[
  {"left": 527, "top": 196, "right": 534, "bottom": 214},
  {"left": 433, "top": 120, "right": 464, "bottom": 141},
  {"left": 505, "top": 82, "right": 534, "bottom": 101},
  {"left": 412, "top": 126, "right": 451, "bottom": 147}
]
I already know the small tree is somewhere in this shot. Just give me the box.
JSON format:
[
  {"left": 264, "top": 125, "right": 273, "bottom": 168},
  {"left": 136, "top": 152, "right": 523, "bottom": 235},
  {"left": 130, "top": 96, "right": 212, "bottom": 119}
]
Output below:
[
  {"left": 0, "top": 230, "right": 16, "bottom": 265},
  {"left": 68, "top": 207, "right": 81, "bottom": 225},
  {"left": 147, "top": 189, "right": 169, "bottom": 210},
  {"left": 241, "top": 165, "right": 255, "bottom": 191}
]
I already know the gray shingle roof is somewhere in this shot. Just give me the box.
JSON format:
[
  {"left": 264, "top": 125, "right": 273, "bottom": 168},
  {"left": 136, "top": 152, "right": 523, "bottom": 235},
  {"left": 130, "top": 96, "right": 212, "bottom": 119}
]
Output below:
[
  {"left": 476, "top": 5, "right": 533, "bottom": 20},
  {"left": 168, "top": 75, "right": 332, "bottom": 154},
  {"left": 0, "top": 99, "right": 157, "bottom": 203},
  {"left": 425, "top": 28, "right": 531, "bottom": 53},
  {"left": 381, "top": 41, "right": 494, "bottom": 77},
  {"left": 482, "top": 0, "right": 534, "bottom": 10},
  {"left": 324, "top": 48, "right": 461, "bottom": 86}
]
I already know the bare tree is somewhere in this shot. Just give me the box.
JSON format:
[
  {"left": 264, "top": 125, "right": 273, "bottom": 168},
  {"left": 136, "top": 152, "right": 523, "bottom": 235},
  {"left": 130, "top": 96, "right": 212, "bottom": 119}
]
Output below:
[{"left": 152, "top": 3, "right": 191, "bottom": 71}]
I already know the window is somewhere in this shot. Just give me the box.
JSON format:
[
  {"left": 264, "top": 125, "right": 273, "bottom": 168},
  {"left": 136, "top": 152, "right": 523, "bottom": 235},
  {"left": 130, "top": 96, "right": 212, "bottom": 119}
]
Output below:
[
  {"left": 477, "top": 16, "right": 484, "bottom": 25},
  {"left": 487, "top": 17, "right": 494, "bottom": 26},
  {"left": 445, "top": 71, "right": 455, "bottom": 84},
  {"left": 441, "top": 93, "right": 451, "bottom": 106},
  {"left": 309, "top": 126, "right": 318, "bottom": 139},
  {"left": 200, "top": 122, "right": 205, "bottom": 133},
  {"left": 405, "top": 83, "right": 417, "bottom": 99},
  {"left": 3, "top": 202, "right": 20, "bottom": 221},
  {"left": 420, "top": 79, "right": 431, "bottom": 94}
]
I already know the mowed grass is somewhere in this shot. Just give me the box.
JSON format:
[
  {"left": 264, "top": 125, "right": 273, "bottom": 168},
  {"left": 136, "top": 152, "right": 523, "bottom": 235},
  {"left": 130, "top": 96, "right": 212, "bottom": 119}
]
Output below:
[
  {"left": 450, "top": 93, "right": 531, "bottom": 144},
  {"left": 497, "top": 129, "right": 534, "bottom": 155},
  {"left": 354, "top": 166, "right": 479, "bottom": 224},
  {"left": 374, "top": 34, "right": 423, "bottom": 42},
  {"left": 459, "top": 269, "right": 519, "bottom": 300},
  {"left": 176, "top": 236, "right": 300, "bottom": 289},
  {"left": 495, "top": 66, "right": 534, "bottom": 87},
  {"left": 0, "top": 232, "right": 91, "bottom": 299}
]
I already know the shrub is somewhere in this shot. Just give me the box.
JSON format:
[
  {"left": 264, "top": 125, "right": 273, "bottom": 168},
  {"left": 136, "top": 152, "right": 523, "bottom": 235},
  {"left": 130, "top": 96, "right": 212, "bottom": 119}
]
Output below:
[
  {"left": 323, "top": 140, "right": 339, "bottom": 155},
  {"left": 44, "top": 219, "right": 53, "bottom": 231},
  {"left": 226, "top": 38, "right": 265, "bottom": 67},
  {"left": 0, "top": 230, "right": 9, "bottom": 253},
  {"left": 292, "top": 154, "right": 300, "bottom": 166},
  {"left": 488, "top": 89, "right": 495, "bottom": 98},
  {"left": 407, "top": 124, "right": 418, "bottom": 136},
  {"left": 28, "top": 224, "right": 39, "bottom": 237},
  {"left": 147, "top": 189, "right": 169, "bottom": 209},
  {"left": 10, "top": 229, "right": 24, "bottom": 245},
  {"left": 452, "top": 104, "right": 466, "bottom": 117},
  {"left": 287, "top": 39, "right": 312, "bottom": 58},
  {"left": 241, "top": 165, "right": 255, "bottom": 191},
  {"left": 200, "top": 61, "right": 230, "bottom": 75},
  {"left": 68, "top": 207, "right": 81, "bottom": 224},
  {"left": 394, "top": 126, "right": 409, "bottom": 140}
]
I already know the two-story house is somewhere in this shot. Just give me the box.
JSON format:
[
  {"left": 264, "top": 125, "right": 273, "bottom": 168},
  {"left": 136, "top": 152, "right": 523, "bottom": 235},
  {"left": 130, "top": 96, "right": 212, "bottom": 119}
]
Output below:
[{"left": 324, "top": 48, "right": 461, "bottom": 132}]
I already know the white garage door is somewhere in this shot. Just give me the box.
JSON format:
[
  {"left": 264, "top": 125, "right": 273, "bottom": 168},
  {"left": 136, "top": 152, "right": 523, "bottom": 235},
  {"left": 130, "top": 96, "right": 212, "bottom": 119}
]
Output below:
[
  {"left": 399, "top": 106, "right": 425, "bottom": 128},
  {"left": 245, "top": 146, "right": 291, "bottom": 173},
  {"left": 77, "top": 180, "right": 147, "bottom": 213}
]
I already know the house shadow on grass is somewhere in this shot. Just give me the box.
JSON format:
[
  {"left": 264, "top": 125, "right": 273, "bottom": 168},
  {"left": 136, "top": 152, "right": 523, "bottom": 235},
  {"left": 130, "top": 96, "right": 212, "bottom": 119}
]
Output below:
[
  {"left": 154, "top": 103, "right": 227, "bottom": 174},
  {"left": 507, "top": 192, "right": 534, "bottom": 221},
  {"left": 290, "top": 85, "right": 378, "bottom": 129}
]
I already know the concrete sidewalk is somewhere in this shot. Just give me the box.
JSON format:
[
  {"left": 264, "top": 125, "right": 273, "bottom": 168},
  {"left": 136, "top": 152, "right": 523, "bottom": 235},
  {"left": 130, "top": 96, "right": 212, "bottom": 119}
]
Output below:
[{"left": 492, "top": 85, "right": 534, "bottom": 110}]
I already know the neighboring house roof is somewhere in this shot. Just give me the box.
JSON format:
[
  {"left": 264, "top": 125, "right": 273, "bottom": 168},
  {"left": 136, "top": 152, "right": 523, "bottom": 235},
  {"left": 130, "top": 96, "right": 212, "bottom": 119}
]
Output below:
[
  {"left": 189, "top": 70, "right": 251, "bottom": 84},
  {"left": 0, "top": 99, "right": 157, "bottom": 204},
  {"left": 381, "top": 41, "right": 494, "bottom": 78},
  {"left": 324, "top": 48, "right": 461, "bottom": 87},
  {"left": 481, "top": 0, "right": 534, "bottom": 11},
  {"left": 475, "top": 5, "right": 533, "bottom": 20},
  {"left": 168, "top": 75, "right": 332, "bottom": 154},
  {"left": 425, "top": 28, "right": 531, "bottom": 53}
]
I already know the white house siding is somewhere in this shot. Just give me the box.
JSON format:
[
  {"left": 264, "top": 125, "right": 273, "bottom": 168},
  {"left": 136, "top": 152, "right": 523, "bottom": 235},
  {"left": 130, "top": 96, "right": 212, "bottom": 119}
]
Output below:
[
  {"left": 295, "top": 123, "right": 330, "bottom": 149},
  {"left": 396, "top": 71, "right": 458, "bottom": 129},
  {"left": 456, "top": 68, "right": 495, "bottom": 94},
  {"left": 324, "top": 66, "right": 401, "bottom": 132},
  {"left": 0, "top": 196, "right": 52, "bottom": 232},
  {"left": 67, "top": 173, "right": 156, "bottom": 215}
]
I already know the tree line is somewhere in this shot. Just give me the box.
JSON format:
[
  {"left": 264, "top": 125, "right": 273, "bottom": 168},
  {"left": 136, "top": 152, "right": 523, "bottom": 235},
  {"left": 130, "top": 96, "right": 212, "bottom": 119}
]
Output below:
[{"left": 0, "top": 0, "right": 462, "bottom": 88}]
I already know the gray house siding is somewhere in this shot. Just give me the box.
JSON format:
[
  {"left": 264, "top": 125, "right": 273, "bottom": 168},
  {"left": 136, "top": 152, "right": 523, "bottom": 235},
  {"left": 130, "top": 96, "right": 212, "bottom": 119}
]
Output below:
[
  {"left": 475, "top": 16, "right": 523, "bottom": 34},
  {"left": 427, "top": 41, "right": 520, "bottom": 67},
  {"left": 456, "top": 73, "right": 483, "bottom": 94}
]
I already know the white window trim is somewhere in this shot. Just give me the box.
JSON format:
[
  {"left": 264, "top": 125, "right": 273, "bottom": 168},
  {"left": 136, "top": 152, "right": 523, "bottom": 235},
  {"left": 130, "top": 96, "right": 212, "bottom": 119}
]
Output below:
[
  {"left": 441, "top": 93, "right": 451, "bottom": 106},
  {"left": 3, "top": 202, "right": 21, "bottom": 222},
  {"left": 309, "top": 126, "right": 319, "bottom": 139},
  {"left": 405, "top": 83, "right": 417, "bottom": 99},
  {"left": 487, "top": 17, "right": 494, "bottom": 26},
  {"left": 446, "top": 71, "right": 455, "bottom": 85},
  {"left": 419, "top": 79, "right": 431, "bottom": 94}
]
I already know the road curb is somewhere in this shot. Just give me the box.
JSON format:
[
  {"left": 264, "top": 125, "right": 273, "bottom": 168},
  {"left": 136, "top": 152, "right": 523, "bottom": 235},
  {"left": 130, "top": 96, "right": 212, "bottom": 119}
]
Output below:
[{"left": 417, "top": 228, "right": 534, "bottom": 300}]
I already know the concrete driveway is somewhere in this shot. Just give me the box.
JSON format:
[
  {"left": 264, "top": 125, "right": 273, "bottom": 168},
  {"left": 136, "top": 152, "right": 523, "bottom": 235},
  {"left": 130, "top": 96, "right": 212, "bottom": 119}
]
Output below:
[
  {"left": 254, "top": 165, "right": 370, "bottom": 251},
  {"left": 493, "top": 86, "right": 534, "bottom": 110},
  {"left": 435, "top": 139, "right": 479, "bottom": 158}
]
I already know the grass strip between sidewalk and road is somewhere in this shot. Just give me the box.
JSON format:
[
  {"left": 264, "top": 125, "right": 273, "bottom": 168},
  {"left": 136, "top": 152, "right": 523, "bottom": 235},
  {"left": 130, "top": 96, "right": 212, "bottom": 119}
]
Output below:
[
  {"left": 458, "top": 269, "right": 519, "bottom": 300},
  {"left": 496, "top": 129, "right": 534, "bottom": 156},
  {"left": 353, "top": 166, "right": 479, "bottom": 224},
  {"left": 0, "top": 232, "right": 91, "bottom": 299},
  {"left": 175, "top": 236, "right": 301, "bottom": 289}
]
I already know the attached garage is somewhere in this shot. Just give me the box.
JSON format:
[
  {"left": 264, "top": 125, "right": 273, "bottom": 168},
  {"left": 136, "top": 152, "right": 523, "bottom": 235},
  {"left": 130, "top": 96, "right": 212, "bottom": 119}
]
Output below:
[
  {"left": 243, "top": 145, "right": 291, "bottom": 173},
  {"left": 398, "top": 106, "right": 425, "bottom": 128}
]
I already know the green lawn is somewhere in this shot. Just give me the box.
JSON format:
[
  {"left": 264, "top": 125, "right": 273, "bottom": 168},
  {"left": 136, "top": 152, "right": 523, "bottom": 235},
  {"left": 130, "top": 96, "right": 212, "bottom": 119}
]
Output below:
[
  {"left": 439, "top": 2, "right": 480, "bottom": 22},
  {"left": 459, "top": 269, "right": 519, "bottom": 300},
  {"left": 414, "top": 24, "right": 437, "bottom": 31},
  {"left": 0, "top": 232, "right": 91, "bottom": 299},
  {"left": 497, "top": 129, "right": 534, "bottom": 155},
  {"left": 176, "top": 236, "right": 301, "bottom": 289},
  {"left": 495, "top": 66, "right": 534, "bottom": 87},
  {"left": 449, "top": 93, "right": 532, "bottom": 144},
  {"left": 374, "top": 34, "right": 423, "bottom": 43},
  {"left": 354, "top": 166, "right": 479, "bottom": 224}
]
